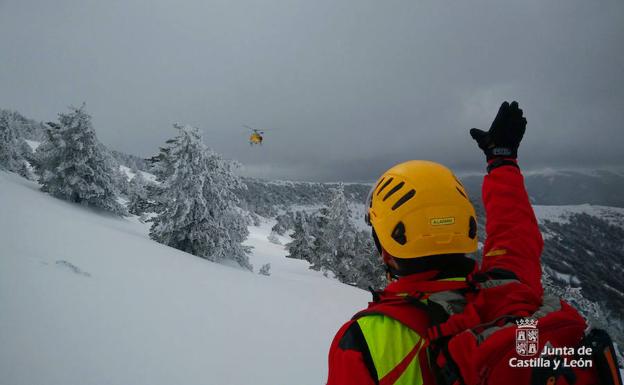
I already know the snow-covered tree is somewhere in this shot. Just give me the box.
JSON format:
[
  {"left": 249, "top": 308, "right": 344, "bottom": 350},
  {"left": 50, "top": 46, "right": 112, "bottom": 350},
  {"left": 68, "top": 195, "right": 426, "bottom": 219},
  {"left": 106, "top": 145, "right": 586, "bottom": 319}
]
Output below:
[
  {"left": 34, "top": 105, "right": 126, "bottom": 215},
  {"left": 349, "top": 231, "right": 386, "bottom": 289},
  {"left": 110, "top": 157, "right": 131, "bottom": 197},
  {"left": 543, "top": 269, "right": 624, "bottom": 360},
  {"left": 267, "top": 231, "right": 281, "bottom": 245},
  {"left": 149, "top": 124, "right": 251, "bottom": 269},
  {"left": 148, "top": 139, "right": 177, "bottom": 180},
  {"left": 309, "top": 183, "right": 356, "bottom": 273},
  {"left": 248, "top": 211, "right": 261, "bottom": 227},
  {"left": 258, "top": 263, "right": 271, "bottom": 276},
  {"left": 286, "top": 211, "right": 316, "bottom": 261},
  {"left": 285, "top": 187, "right": 385, "bottom": 289},
  {"left": 127, "top": 170, "right": 151, "bottom": 216},
  {"left": 271, "top": 210, "right": 296, "bottom": 235},
  {"left": 0, "top": 109, "right": 32, "bottom": 177},
  {"left": 0, "top": 108, "right": 46, "bottom": 141}
]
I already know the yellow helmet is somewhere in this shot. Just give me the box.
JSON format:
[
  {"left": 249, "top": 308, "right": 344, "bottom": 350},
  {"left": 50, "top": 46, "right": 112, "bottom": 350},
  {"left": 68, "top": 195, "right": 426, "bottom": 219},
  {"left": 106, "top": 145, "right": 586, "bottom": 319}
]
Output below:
[{"left": 365, "top": 160, "right": 477, "bottom": 259}]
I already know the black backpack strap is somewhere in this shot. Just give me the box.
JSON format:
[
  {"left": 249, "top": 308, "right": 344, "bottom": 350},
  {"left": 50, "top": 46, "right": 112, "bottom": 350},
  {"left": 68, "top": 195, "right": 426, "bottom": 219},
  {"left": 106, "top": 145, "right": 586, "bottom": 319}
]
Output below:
[
  {"left": 419, "top": 291, "right": 466, "bottom": 385},
  {"left": 467, "top": 268, "right": 520, "bottom": 291},
  {"left": 428, "top": 335, "right": 466, "bottom": 385},
  {"left": 368, "top": 286, "right": 381, "bottom": 303}
]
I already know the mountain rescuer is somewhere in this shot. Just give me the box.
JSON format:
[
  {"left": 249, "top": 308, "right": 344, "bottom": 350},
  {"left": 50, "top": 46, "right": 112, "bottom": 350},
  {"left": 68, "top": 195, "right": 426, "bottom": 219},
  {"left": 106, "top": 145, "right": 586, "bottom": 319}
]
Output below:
[{"left": 326, "top": 102, "right": 620, "bottom": 385}]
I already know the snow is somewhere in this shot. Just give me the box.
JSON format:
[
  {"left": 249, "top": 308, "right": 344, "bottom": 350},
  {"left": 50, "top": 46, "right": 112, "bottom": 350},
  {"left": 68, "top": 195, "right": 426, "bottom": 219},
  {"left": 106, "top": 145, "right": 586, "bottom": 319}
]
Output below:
[
  {"left": 119, "top": 164, "right": 157, "bottom": 183},
  {"left": 288, "top": 202, "right": 369, "bottom": 232},
  {"left": 0, "top": 171, "right": 368, "bottom": 385},
  {"left": 349, "top": 201, "right": 370, "bottom": 231},
  {"left": 533, "top": 204, "right": 624, "bottom": 228},
  {"left": 24, "top": 139, "right": 40, "bottom": 151},
  {"left": 544, "top": 267, "right": 581, "bottom": 286}
]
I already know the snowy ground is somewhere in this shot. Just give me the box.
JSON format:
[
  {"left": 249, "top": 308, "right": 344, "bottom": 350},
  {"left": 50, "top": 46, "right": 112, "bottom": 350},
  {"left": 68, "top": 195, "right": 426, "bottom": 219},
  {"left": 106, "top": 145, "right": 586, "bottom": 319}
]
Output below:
[
  {"left": 3, "top": 170, "right": 623, "bottom": 384},
  {"left": 0, "top": 171, "right": 368, "bottom": 385}
]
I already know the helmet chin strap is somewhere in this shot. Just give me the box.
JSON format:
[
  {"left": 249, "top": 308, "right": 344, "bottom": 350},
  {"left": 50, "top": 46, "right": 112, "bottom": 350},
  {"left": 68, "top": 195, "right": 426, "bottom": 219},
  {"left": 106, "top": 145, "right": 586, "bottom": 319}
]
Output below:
[
  {"left": 372, "top": 227, "right": 400, "bottom": 281},
  {"left": 385, "top": 266, "right": 398, "bottom": 282},
  {"left": 382, "top": 249, "right": 400, "bottom": 281}
]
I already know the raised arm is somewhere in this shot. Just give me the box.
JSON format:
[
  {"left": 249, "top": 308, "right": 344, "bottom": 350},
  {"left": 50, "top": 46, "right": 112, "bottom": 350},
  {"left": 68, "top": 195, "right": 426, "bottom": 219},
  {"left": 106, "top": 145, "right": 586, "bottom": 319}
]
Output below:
[{"left": 470, "top": 101, "right": 544, "bottom": 296}]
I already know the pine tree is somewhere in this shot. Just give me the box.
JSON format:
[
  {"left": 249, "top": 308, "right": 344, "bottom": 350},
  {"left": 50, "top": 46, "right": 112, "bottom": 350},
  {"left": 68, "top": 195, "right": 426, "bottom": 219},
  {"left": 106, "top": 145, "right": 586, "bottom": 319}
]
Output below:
[
  {"left": 286, "top": 211, "right": 316, "bottom": 261},
  {"left": 310, "top": 183, "right": 356, "bottom": 273},
  {"left": 149, "top": 124, "right": 251, "bottom": 269},
  {"left": 34, "top": 105, "right": 126, "bottom": 215},
  {"left": 267, "top": 231, "right": 282, "bottom": 245},
  {"left": 0, "top": 110, "right": 31, "bottom": 177},
  {"left": 127, "top": 170, "right": 151, "bottom": 216},
  {"left": 289, "top": 184, "right": 386, "bottom": 289},
  {"left": 108, "top": 152, "right": 131, "bottom": 197},
  {"left": 271, "top": 210, "right": 296, "bottom": 235},
  {"left": 351, "top": 230, "right": 386, "bottom": 289},
  {"left": 258, "top": 263, "right": 271, "bottom": 276}
]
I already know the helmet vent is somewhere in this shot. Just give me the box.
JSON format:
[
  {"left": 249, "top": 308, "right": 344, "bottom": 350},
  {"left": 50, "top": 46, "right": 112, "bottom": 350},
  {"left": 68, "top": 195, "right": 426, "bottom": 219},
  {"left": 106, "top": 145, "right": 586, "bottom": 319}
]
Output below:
[
  {"left": 391, "top": 222, "right": 407, "bottom": 245},
  {"left": 468, "top": 216, "right": 477, "bottom": 239},
  {"left": 375, "top": 177, "right": 386, "bottom": 191},
  {"left": 453, "top": 174, "right": 465, "bottom": 188},
  {"left": 456, "top": 186, "right": 468, "bottom": 199},
  {"left": 377, "top": 177, "right": 394, "bottom": 195},
  {"left": 383, "top": 181, "right": 405, "bottom": 201},
  {"left": 391, "top": 189, "right": 416, "bottom": 210}
]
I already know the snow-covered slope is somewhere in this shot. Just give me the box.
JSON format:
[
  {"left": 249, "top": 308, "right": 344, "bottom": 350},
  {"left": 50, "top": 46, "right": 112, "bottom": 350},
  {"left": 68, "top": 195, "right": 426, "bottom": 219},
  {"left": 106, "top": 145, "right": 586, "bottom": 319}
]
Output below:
[{"left": 0, "top": 171, "right": 368, "bottom": 385}]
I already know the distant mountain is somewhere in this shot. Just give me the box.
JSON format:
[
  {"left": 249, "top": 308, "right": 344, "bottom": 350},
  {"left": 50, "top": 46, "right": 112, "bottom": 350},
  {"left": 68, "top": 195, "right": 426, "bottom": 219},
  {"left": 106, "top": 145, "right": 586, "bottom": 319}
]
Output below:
[
  {"left": 238, "top": 168, "right": 624, "bottom": 218},
  {"left": 536, "top": 207, "right": 624, "bottom": 350},
  {"left": 461, "top": 169, "right": 624, "bottom": 208}
]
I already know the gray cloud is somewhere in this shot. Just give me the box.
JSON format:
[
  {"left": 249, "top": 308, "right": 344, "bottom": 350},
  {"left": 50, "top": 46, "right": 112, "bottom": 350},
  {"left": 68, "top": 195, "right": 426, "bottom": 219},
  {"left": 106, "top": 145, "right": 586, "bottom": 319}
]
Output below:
[{"left": 1, "top": 0, "right": 622, "bottom": 181}]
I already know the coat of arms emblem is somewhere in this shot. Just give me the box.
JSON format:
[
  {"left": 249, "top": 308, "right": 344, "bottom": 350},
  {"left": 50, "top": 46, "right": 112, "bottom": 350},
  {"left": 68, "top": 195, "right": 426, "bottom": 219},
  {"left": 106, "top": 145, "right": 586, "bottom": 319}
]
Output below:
[{"left": 515, "top": 318, "right": 539, "bottom": 356}]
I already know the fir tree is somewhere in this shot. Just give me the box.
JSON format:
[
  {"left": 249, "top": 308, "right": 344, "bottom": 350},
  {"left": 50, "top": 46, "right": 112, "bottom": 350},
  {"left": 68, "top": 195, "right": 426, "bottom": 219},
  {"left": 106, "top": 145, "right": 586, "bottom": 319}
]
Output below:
[
  {"left": 350, "top": 230, "right": 386, "bottom": 289},
  {"left": 271, "top": 210, "right": 296, "bottom": 235},
  {"left": 310, "top": 183, "right": 355, "bottom": 273},
  {"left": 149, "top": 124, "right": 251, "bottom": 269},
  {"left": 288, "top": 185, "right": 386, "bottom": 289},
  {"left": 258, "top": 263, "right": 271, "bottom": 276},
  {"left": 127, "top": 170, "right": 151, "bottom": 216},
  {"left": 267, "top": 231, "right": 282, "bottom": 245},
  {"left": 0, "top": 109, "right": 31, "bottom": 177},
  {"left": 286, "top": 211, "right": 316, "bottom": 261},
  {"left": 34, "top": 105, "right": 126, "bottom": 215}
]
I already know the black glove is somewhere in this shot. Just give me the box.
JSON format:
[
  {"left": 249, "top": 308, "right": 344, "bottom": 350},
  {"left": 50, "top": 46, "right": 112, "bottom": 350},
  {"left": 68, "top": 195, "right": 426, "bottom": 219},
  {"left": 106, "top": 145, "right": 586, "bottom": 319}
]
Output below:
[{"left": 470, "top": 101, "right": 527, "bottom": 160}]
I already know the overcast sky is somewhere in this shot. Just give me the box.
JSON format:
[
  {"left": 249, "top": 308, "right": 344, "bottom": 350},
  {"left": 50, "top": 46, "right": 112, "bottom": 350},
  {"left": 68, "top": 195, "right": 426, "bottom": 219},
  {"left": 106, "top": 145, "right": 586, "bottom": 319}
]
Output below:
[{"left": 1, "top": 0, "right": 622, "bottom": 181}]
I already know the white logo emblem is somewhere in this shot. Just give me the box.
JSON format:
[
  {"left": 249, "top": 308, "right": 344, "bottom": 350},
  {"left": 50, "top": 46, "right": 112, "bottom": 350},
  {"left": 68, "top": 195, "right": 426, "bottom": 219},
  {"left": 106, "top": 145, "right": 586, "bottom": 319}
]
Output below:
[{"left": 515, "top": 318, "right": 539, "bottom": 356}]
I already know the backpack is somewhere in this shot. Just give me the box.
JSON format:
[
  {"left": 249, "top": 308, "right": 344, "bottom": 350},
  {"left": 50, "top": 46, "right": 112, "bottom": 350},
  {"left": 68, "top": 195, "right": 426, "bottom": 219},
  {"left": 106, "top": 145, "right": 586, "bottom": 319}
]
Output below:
[{"left": 363, "top": 270, "right": 622, "bottom": 385}]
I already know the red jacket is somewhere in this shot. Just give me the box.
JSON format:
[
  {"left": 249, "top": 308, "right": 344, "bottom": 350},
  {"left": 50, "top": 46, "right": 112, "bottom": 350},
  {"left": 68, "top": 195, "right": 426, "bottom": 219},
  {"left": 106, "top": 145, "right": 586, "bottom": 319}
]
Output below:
[{"left": 327, "top": 161, "right": 544, "bottom": 385}]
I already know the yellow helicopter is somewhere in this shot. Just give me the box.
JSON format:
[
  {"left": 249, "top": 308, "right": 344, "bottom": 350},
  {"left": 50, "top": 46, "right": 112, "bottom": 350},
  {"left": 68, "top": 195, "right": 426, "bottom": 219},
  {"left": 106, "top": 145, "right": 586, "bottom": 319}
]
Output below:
[{"left": 244, "top": 125, "right": 267, "bottom": 146}]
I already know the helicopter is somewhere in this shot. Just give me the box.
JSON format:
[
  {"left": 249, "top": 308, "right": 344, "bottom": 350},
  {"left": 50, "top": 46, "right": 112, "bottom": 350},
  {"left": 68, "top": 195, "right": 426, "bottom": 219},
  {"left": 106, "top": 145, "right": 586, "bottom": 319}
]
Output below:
[{"left": 244, "top": 125, "right": 267, "bottom": 146}]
